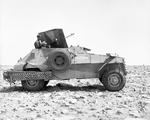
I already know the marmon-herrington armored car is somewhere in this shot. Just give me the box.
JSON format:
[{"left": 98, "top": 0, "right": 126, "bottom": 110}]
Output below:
[{"left": 3, "top": 29, "right": 127, "bottom": 91}]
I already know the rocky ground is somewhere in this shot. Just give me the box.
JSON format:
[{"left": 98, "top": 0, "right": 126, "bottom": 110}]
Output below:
[{"left": 0, "top": 65, "right": 150, "bottom": 120}]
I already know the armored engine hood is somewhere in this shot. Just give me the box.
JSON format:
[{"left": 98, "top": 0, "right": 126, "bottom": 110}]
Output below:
[
  {"left": 14, "top": 47, "right": 71, "bottom": 71},
  {"left": 14, "top": 48, "right": 55, "bottom": 71}
]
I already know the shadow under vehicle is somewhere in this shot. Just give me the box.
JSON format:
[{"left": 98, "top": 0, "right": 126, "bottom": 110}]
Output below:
[{"left": 3, "top": 29, "right": 127, "bottom": 91}]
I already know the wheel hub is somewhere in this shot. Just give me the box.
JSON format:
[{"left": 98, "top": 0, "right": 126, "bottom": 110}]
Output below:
[
  {"left": 108, "top": 74, "right": 120, "bottom": 87},
  {"left": 27, "top": 80, "right": 38, "bottom": 86},
  {"left": 55, "top": 56, "right": 65, "bottom": 66}
]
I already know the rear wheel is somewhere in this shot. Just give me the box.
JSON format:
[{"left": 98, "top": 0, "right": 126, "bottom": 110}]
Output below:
[
  {"left": 101, "top": 69, "right": 126, "bottom": 91},
  {"left": 21, "top": 79, "right": 45, "bottom": 91},
  {"left": 21, "top": 69, "right": 45, "bottom": 91}
]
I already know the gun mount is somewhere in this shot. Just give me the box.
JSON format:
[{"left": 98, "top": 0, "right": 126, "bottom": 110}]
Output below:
[{"left": 35, "top": 29, "right": 68, "bottom": 48}]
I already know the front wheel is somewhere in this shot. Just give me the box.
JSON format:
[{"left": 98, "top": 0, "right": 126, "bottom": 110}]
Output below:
[
  {"left": 101, "top": 70, "right": 126, "bottom": 91},
  {"left": 21, "top": 79, "right": 45, "bottom": 91}
]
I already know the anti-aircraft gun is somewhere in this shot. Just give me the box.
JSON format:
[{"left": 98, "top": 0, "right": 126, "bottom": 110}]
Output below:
[{"left": 34, "top": 29, "right": 68, "bottom": 49}]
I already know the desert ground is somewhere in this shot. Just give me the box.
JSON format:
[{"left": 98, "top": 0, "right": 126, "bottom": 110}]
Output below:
[{"left": 0, "top": 65, "right": 150, "bottom": 120}]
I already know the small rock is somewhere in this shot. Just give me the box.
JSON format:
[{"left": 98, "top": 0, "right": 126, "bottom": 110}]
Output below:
[
  {"left": 116, "top": 110, "right": 122, "bottom": 115},
  {"left": 68, "top": 98, "right": 77, "bottom": 104}
]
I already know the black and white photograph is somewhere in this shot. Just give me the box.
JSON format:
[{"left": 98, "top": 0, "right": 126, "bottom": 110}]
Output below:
[{"left": 0, "top": 0, "right": 150, "bottom": 120}]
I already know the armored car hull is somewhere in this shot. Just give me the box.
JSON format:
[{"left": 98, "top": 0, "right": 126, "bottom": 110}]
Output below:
[{"left": 3, "top": 29, "right": 127, "bottom": 91}]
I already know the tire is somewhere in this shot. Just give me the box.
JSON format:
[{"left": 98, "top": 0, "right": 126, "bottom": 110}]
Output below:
[
  {"left": 101, "top": 69, "right": 126, "bottom": 91},
  {"left": 21, "top": 79, "right": 45, "bottom": 91},
  {"left": 47, "top": 49, "right": 71, "bottom": 71},
  {"left": 21, "top": 69, "right": 45, "bottom": 91}
]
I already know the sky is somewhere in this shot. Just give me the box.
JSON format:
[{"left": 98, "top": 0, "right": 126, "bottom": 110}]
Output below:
[{"left": 0, "top": 0, "right": 150, "bottom": 65}]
